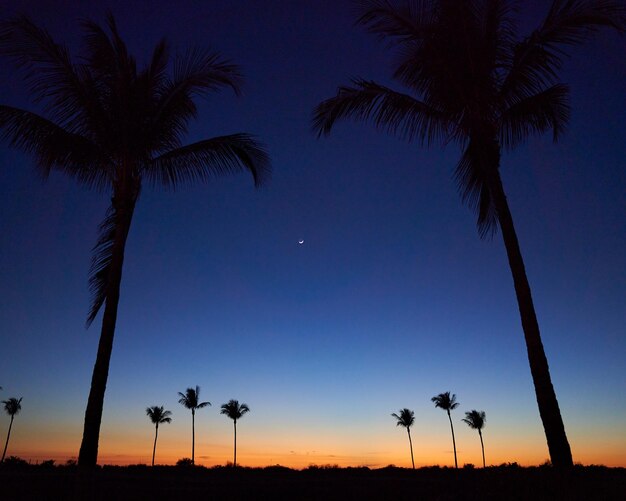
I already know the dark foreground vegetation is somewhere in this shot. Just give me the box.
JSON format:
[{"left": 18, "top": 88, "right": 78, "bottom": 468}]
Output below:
[{"left": 1, "top": 461, "right": 624, "bottom": 501}]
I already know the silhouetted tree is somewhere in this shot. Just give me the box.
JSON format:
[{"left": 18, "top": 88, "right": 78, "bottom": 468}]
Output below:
[
  {"left": 313, "top": 0, "right": 624, "bottom": 468},
  {"left": 178, "top": 386, "right": 210, "bottom": 465},
  {"left": 391, "top": 408, "right": 416, "bottom": 469},
  {"left": 146, "top": 405, "right": 172, "bottom": 467},
  {"left": 2, "top": 397, "right": 22, "bottom": 462},
  {"left": 220, "top": 399, "right": 250, "bottom": 468},
  {"left": 462, "top": 410, "right": 487, "bottom": 468},
  {"left": 0, "top": 15, "right": 269, "bottom": 468},
  {"left": 431, "top": 392, "right": 459, "bottom": 468}
]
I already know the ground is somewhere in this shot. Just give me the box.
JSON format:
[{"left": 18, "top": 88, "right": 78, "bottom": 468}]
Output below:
[{"left": 1, "top": 462, "right": 624, "bottom": 500}]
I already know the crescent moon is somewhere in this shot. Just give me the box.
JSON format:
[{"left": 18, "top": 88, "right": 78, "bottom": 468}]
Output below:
[{"left": 298, "top": 240, "right": 304, "bottom": 244}]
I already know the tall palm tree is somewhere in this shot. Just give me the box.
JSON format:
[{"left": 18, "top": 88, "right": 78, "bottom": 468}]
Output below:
[
  {"left": 178, "top": 386, "right": 210, "bottom": 465},
  {"left": 2, "top": 397, "right": 22, "bottom": 462},
  {"left": 0, "top": 16, "right": 269, "bottom": 467},
  {"left": 146, "top": 405, "right": 172, "bottom": 467},
  {"left": 431, "top": 392, "right": 459, "bottom": 468},
  {"left": 313, "top": 0, "right": 624, "bottom": 468},
  {"left": 462, "top": 410, "right": 487, "bottom": 468},
  {"left": 220, "top": 399, "right": 250, "bottom": 468},
  {"left": 391, "top": 408, "right": 416, "bottom": 469}
]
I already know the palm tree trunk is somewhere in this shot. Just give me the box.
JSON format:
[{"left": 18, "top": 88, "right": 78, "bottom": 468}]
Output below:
[
  {"left": 192, "top": 409, "right": 195, "bottom": 465},
  {"left": 479, "top": 429, "right": 485, "bottom": 468},
  {"left": 407, "top": 428, "right": 415, "bottom": 470},
  {"left": 447, "top": 410, "right": 458, "bottom": 468},
  {"left": 233, "top": 420, "right": 237, "bottom": 468},
  {"left": 488, "top": 163, "right": 573, "bottom": 468},
  {"left": 1, "top": 415, "right": 14, "bottom": 462},
  {"left": 78, "top": 190, "right": 137, "bottom": 468},
  {"left": 152, "top": 423, "right": 159, "bottom": 467}
]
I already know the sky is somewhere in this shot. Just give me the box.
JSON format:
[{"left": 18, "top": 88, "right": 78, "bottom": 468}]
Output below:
[{"left": 0, "top": 0, "right": 624, "bottom": 468}]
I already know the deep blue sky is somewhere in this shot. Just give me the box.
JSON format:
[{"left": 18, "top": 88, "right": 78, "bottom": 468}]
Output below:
[{"left": 0, "top": 1, "right": 624, "bottom": 467}]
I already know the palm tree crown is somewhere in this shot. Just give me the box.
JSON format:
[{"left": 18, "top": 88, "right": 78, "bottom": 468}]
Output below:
[
  {"left": 2, "top": 398, "right": 22, "bottom": 417},
  {"left": 220, "top": 400, "right": 250, "bottom": 423},
  {"left": 0, "top": 15, "right": 269, "bottom": 467},
  {"left": 178, "top": 386, "right": 211, "bottom": 412},
  {"left": 462, "top": 410, "right": 486, "bottom": 431},
  {"left": 314, "top": 0, "right": 624, "bottom": 468},
  {"left": 146, "top": 406, "right": 172, "bottom": 426},
  {"left": 391, "top": 408, "right": 415, "bottom": 429},
  {"left": 431, "top": 392, "right": 459, "bottom": 413}
]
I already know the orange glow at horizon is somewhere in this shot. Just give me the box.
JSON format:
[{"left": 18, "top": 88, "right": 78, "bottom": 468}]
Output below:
[{"left": 9, "top": 428, "right": 626, "bottom": 468}]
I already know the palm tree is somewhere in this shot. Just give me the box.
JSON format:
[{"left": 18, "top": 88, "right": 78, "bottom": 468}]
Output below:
[
  {"left": 462, "top": 410, "right": 487, "bottom": 468},
  {"left": 431, "top": 392, "right": 459, "bottom": 468},
  {"left": 146, "top": 405, "right": 172, "bottom": 467},
  {"left": 312, "top": 0, "right": 624, "bottom": 468},
  {"left": 220, "top": 399, "right": 250, "bottom": 468},
  {"left": 178, "top": 386, "right": 210, "bottom": 465},
  {"left": 391, "top": 408, "right": 416, "bottom": 469},
  {"left": 0, "top": 16, "right": 269, "bottom": 467},
  {"left": 2, "top": 397, "right": 22, "bottom": 462}
]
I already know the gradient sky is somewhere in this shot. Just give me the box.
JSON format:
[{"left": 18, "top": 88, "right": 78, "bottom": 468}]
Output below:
[{"left": 0, "top": 0, "right": 624, "bottom": 468}]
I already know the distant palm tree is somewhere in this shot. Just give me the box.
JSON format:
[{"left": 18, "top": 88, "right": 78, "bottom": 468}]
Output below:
[
  {"left": 431, "top": 392, "right": 460, "bottom": 468},
  {"left": 220, "top": 399, "right": 250, "bottom": 468},
  {"left": 178, "top": 386, "right": 210, "bottom": 465},
  {"left": 2, "top": 397, "right": 22, "bottom": 462},
  {"left": 391, "top": 408, "right": 416, "bottom": 469},
  {"left": 313, "top": 0, "right": 624, "bottom": 468},
  {"left": 146, "top": 405, "right": 172, "bottom": 467},
  {"left": 462, "top": 410, "right": 487, "bottom": 468},
  {"left": 0, "top": 15, "right": 269, "bottom": 468}
]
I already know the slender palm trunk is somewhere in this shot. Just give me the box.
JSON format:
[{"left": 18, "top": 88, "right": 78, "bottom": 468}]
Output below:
[
  {"left": 152, "top": 423, "right": 159, "bottom": 467},
  {"left": 233, "top": 420, "right": 237, "bottom": 467},
  {"left": 78, "top": 187, "right": 138, "bottom": 468},
  {"left": 488, "top": 161, "right": 573, "bottom": 468},
  {"left": 1, "top": 415, "right": 14, "bottom": 462},
  {"left": 407, "top": 428, "right": 415, "bottom": 470},
  {"left": 192, "top": 409, "right": 195, "bottom": 465},
  {"left": 478, "top": 429, "right": 485, "bottom": 468},
  {"left": 447, "top": 410, "right": 458, "bottom": 468}
]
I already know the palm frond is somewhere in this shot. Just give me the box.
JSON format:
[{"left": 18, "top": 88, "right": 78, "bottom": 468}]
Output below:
[
  {"left": 500, "top": 0, "right": 625, "bottom": 104},
  {"left": 0, "top": 106, "right": 109, "bottom": 189},
  {"left": 313, "top": 79, "right": 448, "bottom": 145},
  {"left": 355, "top": 0, "right": 433, "bottom": 43},
  {"left": 540, "top": 0, "right": 625, "bottom": 46},
  {"left": 86, "top": 206, "right": 116, "bottom": 327},
  {"left": 454, "top": 141, "right": 499, "bottom": 239},
  {"left": 0, "top": 16, "right": 95, "bottom": 130},
  {"left": 500, "top": 83, "right": 569, "bottom": 149},
  {"left": 145, "top": 49, "right": 243, "bottom": 154},
  {"left": 148, "top": 133, "right": 270, "bottom": 189},
  {"left": 174, "top": 47, "right": 242, "bottom": 97}
]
